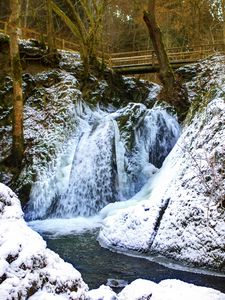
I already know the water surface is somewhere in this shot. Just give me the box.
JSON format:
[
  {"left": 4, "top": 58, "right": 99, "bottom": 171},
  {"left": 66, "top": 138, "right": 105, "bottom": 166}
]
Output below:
[{"left": 44, "top": 231, "right": 225, "bottom": 293}]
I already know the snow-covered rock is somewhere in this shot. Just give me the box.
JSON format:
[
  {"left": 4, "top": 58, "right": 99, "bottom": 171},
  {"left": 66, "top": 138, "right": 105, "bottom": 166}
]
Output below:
[
  {"left": 118, "top": 279, "right": 225, "bottom": 300},
  {"left": 86, "top": 279, "right": 225, "bottom": 300},
  {"left": 87, "top": 285, "right": 118, "bottom": 300},
  {"left": 0, "top": 183, "right": 88, "bottom": 299},
  {"left": 98, "top": 56, "right": 225, "bottom": 270},
  {"left": 150, "top": 98, "right": 225, "bottom": 269}
]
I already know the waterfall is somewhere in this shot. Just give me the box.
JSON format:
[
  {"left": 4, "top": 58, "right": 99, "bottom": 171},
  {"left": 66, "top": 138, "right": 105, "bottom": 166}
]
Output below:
[
  {"left": 25, "top": 103, "right": 180, "bottom": 221},
  {"left": 115, "top": 106, "right": 181, "bottom": 199},
  {"left": 53, "top": 117, "right": 118, "bottom": 217}
]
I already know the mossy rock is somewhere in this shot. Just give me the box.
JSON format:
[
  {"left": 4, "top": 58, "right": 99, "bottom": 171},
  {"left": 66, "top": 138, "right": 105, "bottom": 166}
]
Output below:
[
  {"left": 185, "top": 85, "right": 219, "bottom": 124},
  {"left": 115, "top": 103, "right": 147, "bottom": 151}
]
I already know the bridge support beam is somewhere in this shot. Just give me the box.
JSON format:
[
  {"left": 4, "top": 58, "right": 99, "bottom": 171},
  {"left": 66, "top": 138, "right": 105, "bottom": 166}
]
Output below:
[{"left": 112, "top": 61, "right": 195, "bottom": 75}]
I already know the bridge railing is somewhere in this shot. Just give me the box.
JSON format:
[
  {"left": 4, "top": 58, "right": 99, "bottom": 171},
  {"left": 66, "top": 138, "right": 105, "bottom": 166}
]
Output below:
[
  {"left": 0, "top": 20, "right": 80, "bottom": 52},
  {"left": 109, "top": 43, "right": 225, "bottom": 67},
  {"left": 1, "top": 20, "right": 225, "bottom": 68}
]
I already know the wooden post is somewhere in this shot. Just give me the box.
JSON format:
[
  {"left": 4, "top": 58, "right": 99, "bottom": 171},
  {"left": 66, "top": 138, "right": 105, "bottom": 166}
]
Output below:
[
  {"left": 108, "top": 55, "right": 112, "bottom": 68},
  {"left": 4, "top": 21, "right": 7, "bottom": 34},
  {"left": 152, "top": 50, "right": 155, "bottom": 66}
]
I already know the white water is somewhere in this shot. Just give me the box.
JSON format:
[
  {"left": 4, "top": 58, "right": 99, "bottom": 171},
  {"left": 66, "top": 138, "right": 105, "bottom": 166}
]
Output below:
[
  {"left": 54, "top": 117, "right": 118, "bottom": 217},
  {"left": 27, "top": 137, "right": 183, "bottom": 236},
  {"left": 25, "top": 103, "right": 180, "bottom": 222}
]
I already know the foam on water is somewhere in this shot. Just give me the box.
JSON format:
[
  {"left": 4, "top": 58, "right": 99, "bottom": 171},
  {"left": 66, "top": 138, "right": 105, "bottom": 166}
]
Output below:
[{"left": 28, "top": 216, "right": 102, "bottom": 237}]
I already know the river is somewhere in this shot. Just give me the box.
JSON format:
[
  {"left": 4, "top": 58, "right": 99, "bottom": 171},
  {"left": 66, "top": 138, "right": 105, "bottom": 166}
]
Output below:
[{"left": 43, "top": 231, "right": 225, "bottom": 293}]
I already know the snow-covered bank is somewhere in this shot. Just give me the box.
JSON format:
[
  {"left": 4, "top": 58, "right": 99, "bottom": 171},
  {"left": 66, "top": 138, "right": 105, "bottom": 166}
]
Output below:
[
  {"left": 98, "top": 57, "right": 225, "bottom": 271},
  {"left": 0, "top": 183, "right": 88, "bottom": 299},
  {"left": 1, "top": 183, "right": 225, "bottom": 299}
]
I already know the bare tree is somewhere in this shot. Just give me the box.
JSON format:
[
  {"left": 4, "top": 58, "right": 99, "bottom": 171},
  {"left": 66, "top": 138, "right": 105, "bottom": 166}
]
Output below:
[
  {"left": 9, "top": 0, "right": 24, "bottom": 167},
  {"left": 143, "top": 0, "right": 189, "bottom": 120},
  {"left": 46, "top": 0, "right": 57, "bottom": 58},
  {"left": 143, "top": 0, "right": 174, "bottom": 94},
  {"left": 51, "top": 0, "right": 108, "bottom": 80}
]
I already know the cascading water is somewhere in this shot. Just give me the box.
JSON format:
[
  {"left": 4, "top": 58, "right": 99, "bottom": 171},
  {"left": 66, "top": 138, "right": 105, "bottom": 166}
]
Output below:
[
  {"left": 111, "top": 104, "right": 180, "bottom": 199},
  {"left": 25, "top": 101, "right": 180, "bottom": 221},
  {"left": 53, "top": 117, "right": 118, "bottom": 217}
]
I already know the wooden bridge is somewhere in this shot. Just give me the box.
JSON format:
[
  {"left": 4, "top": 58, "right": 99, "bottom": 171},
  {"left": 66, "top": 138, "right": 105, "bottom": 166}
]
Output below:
[
  {"left": 1, "top": 20, "right": 225, "bottom": 75},
  {"left": 108, "top": 43, "right": 225, "bottom": 74}
]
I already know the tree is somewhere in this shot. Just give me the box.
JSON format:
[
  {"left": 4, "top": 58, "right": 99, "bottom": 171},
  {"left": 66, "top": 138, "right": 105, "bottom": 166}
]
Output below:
[
  {"left": 221, "top": 0, "right": 225, "bottom": 43},
  {"left": 9, "top": 0, "right": 24, "bottom": 167},
  {"left": 143, "top": 0, "right": 189, "bottom": 120},
  {"left": 143, "top": 0, "right": 174, "bottom": 94},
  {"left": 51, "top": 0, "right": 108, "bottom": 80},
  {"left": 46, "top": 0, "right": 58, "bottom": 62}
]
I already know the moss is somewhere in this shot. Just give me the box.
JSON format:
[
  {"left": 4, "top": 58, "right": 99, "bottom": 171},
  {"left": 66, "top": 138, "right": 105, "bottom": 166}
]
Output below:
[
  {"left": 12, "top": 53, "right": 23, "bottom": 85},
  {"left": 185, "top": 85, "right": 218, "bottom": 125}
]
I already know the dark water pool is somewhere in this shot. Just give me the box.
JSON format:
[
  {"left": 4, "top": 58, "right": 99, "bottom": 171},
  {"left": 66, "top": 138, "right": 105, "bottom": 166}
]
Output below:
[{"left": 45, "top": 232, "right": 225, "bottom": 293}]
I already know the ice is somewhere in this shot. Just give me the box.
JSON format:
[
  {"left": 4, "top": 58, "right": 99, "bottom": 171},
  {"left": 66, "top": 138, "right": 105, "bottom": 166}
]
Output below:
[{"left": 28, "top": 216, "right": 102, "bottom": 237}]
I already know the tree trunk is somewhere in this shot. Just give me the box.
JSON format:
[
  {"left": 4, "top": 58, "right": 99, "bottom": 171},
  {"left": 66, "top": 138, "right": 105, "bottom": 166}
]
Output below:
[
  {"left": 222, "top": 0, "right": 225, "bottom": 46},
  {"left": 9, "top": 0, "right": 24, "bottom": 167},
  {"left": 143, "top": 0, "right": 174, "bottom": 94},
  {"left": 46, "top": 0, "right": 56, "bottom": 56},
  {"left": 143, "top": 0, "right": 189, "bottom": 120},
  {"left": 24, "top": 0, "right": 29, "bottom": 28}
]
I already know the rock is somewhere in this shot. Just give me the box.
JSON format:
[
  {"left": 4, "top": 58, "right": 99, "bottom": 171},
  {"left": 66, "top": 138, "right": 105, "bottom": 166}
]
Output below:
[
  {"left": 98, "top": 56, "right": 225, "bottom": 270},
  {"left": 87, "top": 285, "right": 118, "bottom": 300},
  {"left": 150, "top": 97, "right": 225, "bottom": 270},
  {"left": 0, "top": 183, "right": 88, "bottom": 299},
  {"left": 106, "top": 279, "right": 128, "bottom": 288},
  {"left": 117, "top": 279, "right": 225, "bottom": 300}
]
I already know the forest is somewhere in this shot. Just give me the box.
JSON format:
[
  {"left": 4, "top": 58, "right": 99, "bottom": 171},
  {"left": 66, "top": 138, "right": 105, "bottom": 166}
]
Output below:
[
  {"left": 0, "top": 1, "right": 225, "bottom": 300},
  {"left": 1, "top": 0, "right": 225, "bottom": 51}
]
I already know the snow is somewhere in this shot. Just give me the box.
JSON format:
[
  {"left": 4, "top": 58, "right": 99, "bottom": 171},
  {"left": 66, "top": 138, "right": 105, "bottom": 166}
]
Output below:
[
  {"left": 87, "top": 285, "right": 117, "bottom": 300},
  {"left": 98, "top": 197, "right": 170, "bottom": 251},
  {"left": 0, "top": 183, "right": 88, "bottom": 299},
  {"left": 118, "top": 279, "right": 225, "bottom": 300},
  {"left": 87, "top": 279, "right": 225, "bottom": 300},
  {"left": 17, "top": 70, "right": 81, "bottom": 206},
  {"left": 1, "top": 183, "right": 225, "bottom": 299},
  {"left": 98, "top": 57, "right": 225, "bottom": 270},
  {"left": 146, "top": 82, "right": 161, "bottom": 101},
  {"left": 151, "top": 97, "right": 225, "bottom": 268},
  {"left": 29, "top": 292, "right": 69, "bottom": 300}
]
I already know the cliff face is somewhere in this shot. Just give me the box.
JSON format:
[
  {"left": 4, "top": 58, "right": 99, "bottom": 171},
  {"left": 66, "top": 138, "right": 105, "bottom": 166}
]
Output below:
[{"left": 98, "top": 56, "right": 225, "bottom": 271}]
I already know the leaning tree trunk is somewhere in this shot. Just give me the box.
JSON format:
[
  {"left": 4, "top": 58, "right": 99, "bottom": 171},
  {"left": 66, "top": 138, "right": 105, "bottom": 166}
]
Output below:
[
  {"left": 9, "top": 0, "right": 24, "bottom": 167},
  {"left": 143, "top": 0, "right": 189, "bottom": 120},
  {"left": 143, "top": 1, "right": 174, "bottom": 93}
]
